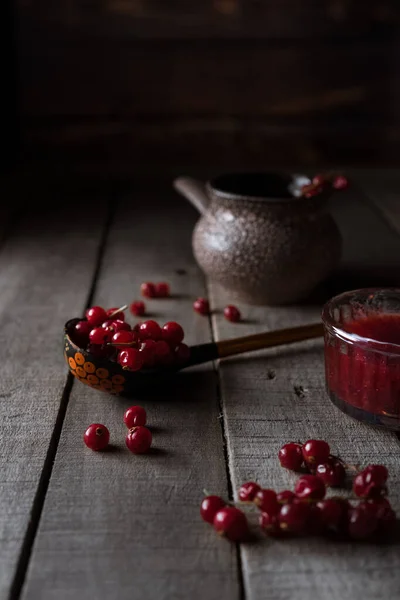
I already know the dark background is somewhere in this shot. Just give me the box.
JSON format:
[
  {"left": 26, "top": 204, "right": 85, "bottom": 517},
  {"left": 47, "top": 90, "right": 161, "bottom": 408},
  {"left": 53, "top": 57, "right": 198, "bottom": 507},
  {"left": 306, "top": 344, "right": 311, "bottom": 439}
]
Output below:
[{"left": 5, "top": 1, "right": 400, "bottom": 177}]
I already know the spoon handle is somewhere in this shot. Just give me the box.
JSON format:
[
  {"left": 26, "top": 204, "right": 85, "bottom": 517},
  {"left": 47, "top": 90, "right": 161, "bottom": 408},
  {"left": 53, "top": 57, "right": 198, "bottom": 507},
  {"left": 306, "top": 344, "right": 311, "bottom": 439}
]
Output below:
[{"left": 187, "top": 322, "right": 324, "bottom": 367}]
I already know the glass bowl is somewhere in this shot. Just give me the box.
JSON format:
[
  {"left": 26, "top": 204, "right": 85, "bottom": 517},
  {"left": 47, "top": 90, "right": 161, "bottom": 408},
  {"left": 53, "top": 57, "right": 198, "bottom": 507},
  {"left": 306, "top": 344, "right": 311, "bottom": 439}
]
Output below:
[{"left": 322, "top": 288, "right": 400, "bottom": 430}]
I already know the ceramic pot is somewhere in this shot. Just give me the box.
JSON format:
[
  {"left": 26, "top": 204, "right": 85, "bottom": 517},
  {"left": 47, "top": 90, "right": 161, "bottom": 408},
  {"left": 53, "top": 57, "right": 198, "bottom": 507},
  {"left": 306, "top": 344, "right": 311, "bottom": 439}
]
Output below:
[{"left": 174, "top": 172, "right": 342, "bottom": 305}]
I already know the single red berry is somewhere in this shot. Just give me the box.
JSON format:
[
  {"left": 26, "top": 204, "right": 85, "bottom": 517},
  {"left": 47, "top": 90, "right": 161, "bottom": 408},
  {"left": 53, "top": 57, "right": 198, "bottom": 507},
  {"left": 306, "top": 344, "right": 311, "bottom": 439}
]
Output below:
[
  {"left": 130, "top": 301, "right": 146, "bottom": 317},
  {"left": 224, "top": 305, "right": 241, "bottom": 323},
  {"left": 175, "top": 343, "right": 191, "bottom": 364},
  {"left": 110, "top": 319, "right": 131, "bottom": 332},
  {"left": 304, "top": 186, "right": 322, "bottom": 198},
  {"left": 213, "top": 507, "right": 249, "bottom": 542},
  {"left": 89, "top": 326, "right": 112, "bottom": 345},
  {"left": 278, "top": 442, "right": 304, "bottom": 471},
  {"left": 259, "top": 511, "right": 281, "bottom": 537},
  {"left": 140, "top": 282, "right": 157, "bottom": 298},
  {"left": 84, "top": 423, "right": 110, "bottom": 451},
  {"left": 295, "top": 474, "right": 326, "bottom": 501},
  {"left": 279, "top": 500, "right": 311, "bottom": 535},
  {"left": 86, "top": 306, "right": 107, "bottom": 327},
  {"left": 126, "top": 426, "right": 152, "bottom": 454},
  {"left": 154, "top": 340, "right": 173, "bottom": 366},
  {"left": 277, "top": 490, "right": 296, "bottom": 504},
  {"left": 254, "top": 489, "right": 279, "bottom": 514},
  {"left": 312, "top": 174, "right": 326, "bottom": 186},
  {"left": 200, "top": 495, "right": 226, "bottom": 524},
  {"left": 139, "top": 339, "right": 157, "bottom": 368},
  {"left": 193, "top": 298, "right": 210, "bottom": 316},
  {"left": 87, "top": 343, "right": 114, "bottom": 359},
  {"left": 359, "top": 497, "right": 391, "bottom": 519},
  {"left": 111, "top": 330, "right": 135, "bottom": 349},
  {"left": 73, "top": 320, "right": 91, "bottom": 345},
  {"left": 138, "top": 320, "right": 162, "bottom": 341},
  {"left": 302, "top": 439, "right": 330, "bottom": 467},
  {"left": 316, "top": 460, "right": 346, "bottom": 488},
  {"left": 353, "top": 470, "right": 387, "bottom": 499},
  {"left": 363, "top": 464, "right": 388, "bottom": 486},
  {"left": 316, "top": 498, "right": 347, "bottom": 530},
  {"left": 238, "top": 481, "right": 261, "bottom": 503},
  {"left": 124, "top": 405, "right": 147, "bottom": 428},
  {"left": 155, "top": 282, "right": 170, "bottom": 298},
  {"left": 106, "top": 307, "right": 125, "bottom": 321},
  {"left": 348, "top": 505, "right": 378, "bottom": 540},
  {"left": 118, "top": 348, "right": 143, "bottom": 371},
  {"left": 162, "top": 321, "right": 184, "bottom": 347},
  {"left": 332, "top": 175, "right": 349, "bottom": 190}
]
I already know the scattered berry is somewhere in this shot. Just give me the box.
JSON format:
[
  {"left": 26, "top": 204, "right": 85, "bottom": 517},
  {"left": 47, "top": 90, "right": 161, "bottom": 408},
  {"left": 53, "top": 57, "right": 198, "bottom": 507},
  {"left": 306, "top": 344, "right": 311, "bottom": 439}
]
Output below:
[
  {"left": 239, "top": 481, "right": 261, "bottom": 503},
  {"left": 279, "top": 500, "right": 311, "bottom": 535},
  {"left": 316, "top": 498, "right": 347, "bottom": 531},
  {"left": 200, "top": 496, "right": 226, "bottom": 524},
  {"left": 126, "top": 426, "right": 152, "bottom": 454},
  {"left": 348, "top": 505, "right": 378, "bottom": 540},
  {"left": 254, "top": 489, "right": 279, "bottom": 514},
  {"left": 155, "top": 282, "right": 170, "bottom": 297},
  {"left": 312, "top": 174, "right": 326, "bottom": 187},
  {"left": 259, "top": 511, "right": 281, "bottom": 536},
  {"left": 316, "top": 460, "right": 346, "bottom": 488},
  {"left": 364, "top": 464, "right": 388, "bottom": 487},
  {"left": 278, "top": 442, "right": 304, "bottom": 471},
  {"left": 162, "top": 322, "right": 184, "bottom": 347},
  {"left": 130, "top": 301, "right": 146, "bottom": 317},
  {"left": 277, "top": 490, "right": 296, "bottom": 505},
  {"left": 124, "top": 405, "right": 147, "bottom": 428},
  {"left": 118, "top": 348, "right": 143, "bottom": 371},
  {"left": 141, "top": 282, "right": 157, "bottom": 298},
  {"left": 302, "top": 439, "right": 330, "bottom": 467},
  {"left": 295, "top": 475, "right": 326, "bottom": 501},
  {"left": 106, "top": 307, "right": 125, "bottom": 321},
  {"left": 304, "top": 186, "right": 322, "bottom": 199},
  {"left": 224, "top": 305, "right": 241, "bottom": 323},
  {"left": 86, "top": 306, "right": 107, "bottom": 327},
  {"left": 333, "top": 175, "right": 349, "bottom": 190},
  {"left": 353, "top": 468, "right": 388, "bottom": 499},
  {"left": 138, "top": 320, "right": 162, "bottom": 341},
  {"left": 213, "top": 507, "right": 249, "bottom": 542},
  {"left": 84, "top": 423, "right": 110, "bottom": 451},
  {"left": 193, "top": 298, "right": 210, "bottom": 316}
]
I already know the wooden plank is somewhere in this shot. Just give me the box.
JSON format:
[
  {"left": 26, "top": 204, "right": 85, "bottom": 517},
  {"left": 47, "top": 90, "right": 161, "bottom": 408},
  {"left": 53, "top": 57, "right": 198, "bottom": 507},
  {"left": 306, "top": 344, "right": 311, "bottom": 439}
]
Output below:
[
  {"left": 0, "top": 200, "right": 107, "bottom": 598},
  {"left": 21, "top": 194, "right": 238, "bottom": 600},
  {"left": 209, "top": 190, "right": 400, "bottom": 600}
]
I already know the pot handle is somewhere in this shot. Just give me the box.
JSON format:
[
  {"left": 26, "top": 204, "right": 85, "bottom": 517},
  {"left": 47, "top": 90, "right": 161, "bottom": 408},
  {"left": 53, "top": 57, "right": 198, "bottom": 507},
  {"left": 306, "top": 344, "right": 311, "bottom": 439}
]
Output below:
[{"left": 173, "top": 177, "right": 210, "bottom": 215}]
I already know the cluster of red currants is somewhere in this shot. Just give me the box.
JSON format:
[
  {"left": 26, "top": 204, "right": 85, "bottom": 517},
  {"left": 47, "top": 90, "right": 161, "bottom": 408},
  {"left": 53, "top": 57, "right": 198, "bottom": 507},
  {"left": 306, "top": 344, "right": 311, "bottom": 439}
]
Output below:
[
  {"left": 193, "top": 297, "right": 241, "bottom": 323},
  {"left": 201, "top": 438, "right": 396, "bottom": 542},
  {"left": 71, "top": 304, "right": 190, "bottom": 371},
  {"left": 301, "top": 173, "right": 349, "bottom": 199},
  {"left": 83, "top": 405, "right": 152, "bottom": 454}
]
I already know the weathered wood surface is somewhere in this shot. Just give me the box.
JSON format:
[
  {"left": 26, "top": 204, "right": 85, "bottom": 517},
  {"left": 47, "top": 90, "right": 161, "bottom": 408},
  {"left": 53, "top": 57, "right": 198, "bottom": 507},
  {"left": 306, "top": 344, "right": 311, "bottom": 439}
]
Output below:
[
  {"left": 209, "top": 189, "right": 400, "bottom": 600},
  {"left": 0, "top": 200, "right": 107, "bottom": 599},
  {"left": 21, "top": 195, "right": 238, "bottom": 600}
]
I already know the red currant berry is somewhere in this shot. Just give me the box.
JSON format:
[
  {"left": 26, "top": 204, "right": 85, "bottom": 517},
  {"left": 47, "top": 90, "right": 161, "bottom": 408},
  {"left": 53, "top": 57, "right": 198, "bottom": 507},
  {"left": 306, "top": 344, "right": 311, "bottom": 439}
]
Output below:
[
  {"left": 110, "top": 319, "right": 131, "bottom": 332},
  {"left": 193, "top": 298, "right": 210, "bottom": 316},
  {"left": 118, "top": 348, "right": 143, "bottom": 371},
  {"left": 140, "top": 282, "right": 157, "bottom": 298},
  {"left": 302, "top": 439, "right": 330, "bottom": 467},
  {"left": 162, "top": 321, "right": 184, "bottom": 347},
  {"left": 139, "top": 339, "right": 157, "bottom": 368},
  {"left": 312, "top": 174, "right": 326, "bottom": 186},
  {"left": 332, "top": 175, "right": 349, "bottom": 190},
  {"left": 353, "top": 470, "right": 387, "bottom": 499},
  {"left": 348, "top": 505, "right": 378, "bottom": 540},
  {"left": 359, "top": 497, "right": 391, "bottom": 519},
  {"left": 304, "top": 186, "right": 322, "bottom": 198},
  {"left": 111, "top": 330, "right": 135, "bottom": 349},
  {"left": 279, "top": 500, "right": 311, "bottom": 535},
  {"left": 259, "top": 511, "right": 281, "bottom": 537},
  {"left": 89, "top": 327, "right": 112, "bottom": 345},
  {"left": 238, "top": 481, "right": 261, "bottom": 503},
  {"left": 86, "top": 306, "right": 107, "bottom": 327},
  {"left": 213, "top": 507, "right": 249, "bottom": 542},
  {"left": 138, "top": 320, "right": 162, "bottom": 341},
  {"left": 124, "top": 405, "right": 147, "bottom": 428},
  {"left": 316, "top": 460, "right": 346, "bottom": 488},
  {"left": 130, "top": 301, "right": 146, "bottom": 317},
  {"left": 125, "top": 426, "right": 152, "bottom": 454},
  {"left": 106, "top": 307, "right": 125, "bottom": 321},
  {"left": 254, "top": 489, "right": 279, "bottom": 514},
  {"left": 83, "top": 423, "right": 110, "bottom": 451},
  {"left": 175, "top": 343, "right": 191, "bottom": 364},
  {"left": 224, "top": 305, "right": 241, "bottom": 323},
  {"left": 277, "top": 490, "right": 296, "bottom": 504},
  {"left": 155, "top": 282, "right": 170, "bottom": 298},
  {"left": 363, "top": 464, "right": 388, "bottom": 486},
  {"left": 278, "top": 442, "right": 304, "bottom": 471},
  {"left": 73, "top": 320, "right": 91, "bottom": 345},
  {"left": 154, "top": 340, "right": 173, "bottom": 366},
  {"left": 295, "top": 474, "right": 326, "bottom": 501},
  {"left": 316, "top": 498, "right": 347, "bottom": 530},
  {"left": 200, "top": 495, "right": 226, "bottom": 524}
]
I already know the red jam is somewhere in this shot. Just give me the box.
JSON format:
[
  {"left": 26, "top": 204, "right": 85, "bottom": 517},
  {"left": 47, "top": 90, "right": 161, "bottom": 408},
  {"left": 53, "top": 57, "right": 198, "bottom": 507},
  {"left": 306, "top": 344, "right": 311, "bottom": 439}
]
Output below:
[{"left": 325, "top": 314, "right": 400, "bottom": 419}]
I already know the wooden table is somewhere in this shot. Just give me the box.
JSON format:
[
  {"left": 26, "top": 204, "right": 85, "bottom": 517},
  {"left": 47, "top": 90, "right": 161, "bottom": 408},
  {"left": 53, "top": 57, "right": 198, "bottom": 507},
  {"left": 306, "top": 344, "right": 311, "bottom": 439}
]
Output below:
[{"left": 1, "top": 171, "right": 400, "bottom": 600}]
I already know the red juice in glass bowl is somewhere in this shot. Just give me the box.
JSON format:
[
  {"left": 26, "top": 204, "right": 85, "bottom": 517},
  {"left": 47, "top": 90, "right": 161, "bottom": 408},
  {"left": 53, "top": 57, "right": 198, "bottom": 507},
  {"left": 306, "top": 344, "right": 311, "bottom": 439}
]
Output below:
[{"left": 322, "top": 288, "right": 400, "bottom": 430}]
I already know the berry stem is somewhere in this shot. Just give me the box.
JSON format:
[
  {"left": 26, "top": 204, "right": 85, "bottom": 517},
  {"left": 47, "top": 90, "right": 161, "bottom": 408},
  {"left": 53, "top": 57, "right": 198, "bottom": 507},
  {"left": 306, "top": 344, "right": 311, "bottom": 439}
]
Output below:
[{"left": 108, "top": 305, "right": 128, "bottom": 318}]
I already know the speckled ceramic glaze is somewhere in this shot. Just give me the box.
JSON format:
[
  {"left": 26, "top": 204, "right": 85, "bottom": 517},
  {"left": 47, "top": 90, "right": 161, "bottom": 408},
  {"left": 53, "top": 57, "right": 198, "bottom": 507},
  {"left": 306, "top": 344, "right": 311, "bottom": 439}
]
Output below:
[{"left": 174, "top": 172, "right": 342, "bottom": 305}]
